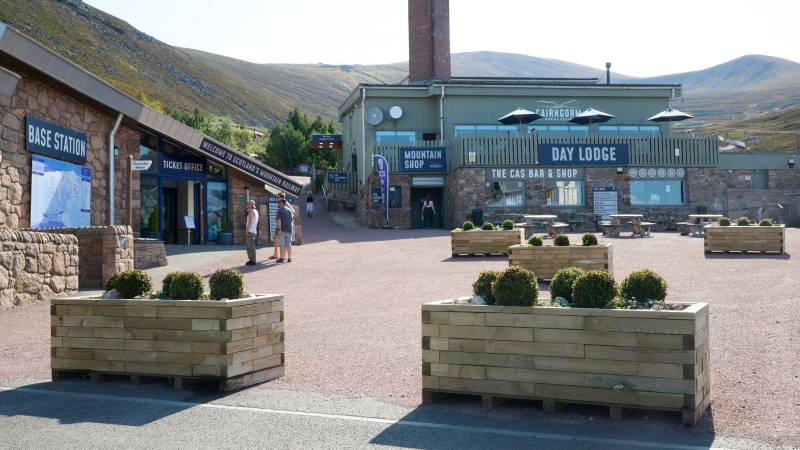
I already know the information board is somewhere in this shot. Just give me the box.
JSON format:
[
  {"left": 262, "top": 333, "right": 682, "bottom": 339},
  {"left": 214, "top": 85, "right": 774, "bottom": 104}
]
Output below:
[
  {"left": 592, "top": 186, "right": 618, "bottom": 217},
  {"left": 31, "top": 155, "right": 91, "bottom": 228}
]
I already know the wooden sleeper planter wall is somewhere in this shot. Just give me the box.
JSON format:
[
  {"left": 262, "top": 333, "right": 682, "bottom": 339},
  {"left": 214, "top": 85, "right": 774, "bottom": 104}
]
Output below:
[
  {"left": 704, "top": 225, "right": 785, "bottom": 254},
  {"left": 421, "top": 300, "right": 710, "bottom": 425},
  {"left": 51, "top": 294, "right": 284, "bottom": 391},
  {"left": 451, "top": 229, "right": 525, "bottom": 256},
  {"left": 508, "top": 244, "right": 613, "bottom": 280}
]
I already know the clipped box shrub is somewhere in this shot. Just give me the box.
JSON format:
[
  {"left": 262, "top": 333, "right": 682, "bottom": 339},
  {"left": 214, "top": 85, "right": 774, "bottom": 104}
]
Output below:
[
  {"left": 553, "top": 234, "right": 570, "bottom": 246},
  {"left": 502, "top": 219, "right": 515, "bottom": 230},
  {"left": 168, "top": 271, "right": 204, "bottom": 300},
  {"left": 759, "top": 218, "right": 773, "bottom": 226},
  {"left": 209, "top": 268, "right": 245, "bottom": 300},
  {"left": 736, "top": 216, "right": 750, "bottom": 226},
  {"left": 572, "top": 270, "right": 617, "bottom": 308},
  {"left": 161, "top": 271, "right": 181, "bottom": 297},
  {"left": 472, "top": 271, "right": 499, "bottom": 305},
  {"left": 550, "top": 267, "right": 584, "bottom": 303},
  {"left": 104, "top": 271, "right": 121, "bottom": 292},
  {"left": 462, "top": 220, "right": 475, "bottom": 231},
  {"left": 718, "top": 217, "right": 731, "bottom": 226},
  {"left": 492, "top": 266, "right": 538, "bottom": 307},
  {"left": 481, "top": 222, "right": 496, "bottom": 231},
  {"left": 581, "top": 233, "right": 598, "bottom": 246},
  {"left": 619, "top": 269, "right": 667, "bottom": 303},
  {"left": 527, "top": 236, "right": 543, "bottom": 247},
  {"left": 112, "top": 269, "right": 152, "bottom": 299}
]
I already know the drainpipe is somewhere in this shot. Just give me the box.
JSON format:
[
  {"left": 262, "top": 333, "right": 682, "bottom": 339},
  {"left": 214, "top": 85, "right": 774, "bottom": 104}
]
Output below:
[
  {"left": 109, "top": 113, "right": 123, "bottom": 225},
  {"left": 439, "top": 85, "right": 445, "bottom": 145},
  {"left": 361, "top": 87, "right": 366, "bottom": 185}
]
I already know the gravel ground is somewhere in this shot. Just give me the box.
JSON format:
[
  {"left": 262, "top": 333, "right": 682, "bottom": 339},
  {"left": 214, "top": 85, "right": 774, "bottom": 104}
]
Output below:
[{"left": 1, "top": 212, "right": 798, "bottom": 447}]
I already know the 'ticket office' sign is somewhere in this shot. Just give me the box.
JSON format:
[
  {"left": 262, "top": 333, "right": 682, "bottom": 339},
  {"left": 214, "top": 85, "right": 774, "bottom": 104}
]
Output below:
[{"left": 538, "top": 143, "right": 629, "bottom": 166}]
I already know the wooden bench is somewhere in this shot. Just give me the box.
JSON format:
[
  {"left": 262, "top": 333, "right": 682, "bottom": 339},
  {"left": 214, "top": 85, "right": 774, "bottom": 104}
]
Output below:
[
  {"left": 631, "top": 221, "right": 656, "bottom": 237},
  {"left": 544, "top": 222, "right": 570, "bottom": 237},
  {"left": 599, "top": 221, "right": 621, "bottom": 237},
  {"left": 676, "top": 222, "right": 692, "bottom": 236}
]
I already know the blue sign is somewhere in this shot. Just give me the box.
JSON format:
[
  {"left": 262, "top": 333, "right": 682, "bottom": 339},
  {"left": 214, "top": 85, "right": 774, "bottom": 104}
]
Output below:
[
  {"left": 327, "top": 171, "right": 348, "bottom": 183},
  {"left": 371, "top": 188, "right": 383, "bottom": 204},
  {"left": 159, "top": 153, "right": 207, "bottom": 179},
  {"left": 25, "top": 115, "right": 88, "bottom": 165},
  {"left": 538, "top": 144, "right": 629, "bottom": 166},
  {"left": 399, "top": 146, "right": 446, "bottom": 173},
  {"left": 373, "top": 154, "right": 389, "bottom": 220},
  {"left": 311, "top": 134, "right": 342, "bottom": 142}
]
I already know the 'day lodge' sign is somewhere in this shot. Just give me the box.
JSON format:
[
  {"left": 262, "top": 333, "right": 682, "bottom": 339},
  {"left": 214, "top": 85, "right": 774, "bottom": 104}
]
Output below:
[{"left": 538, "top": 143, "right": 629, "bottom": 166}]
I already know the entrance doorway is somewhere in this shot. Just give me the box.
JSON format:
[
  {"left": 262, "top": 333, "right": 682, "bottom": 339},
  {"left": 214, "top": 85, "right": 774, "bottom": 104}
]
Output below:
[{"left": 411, "top": 188, "right": 444, "bottom": 229}]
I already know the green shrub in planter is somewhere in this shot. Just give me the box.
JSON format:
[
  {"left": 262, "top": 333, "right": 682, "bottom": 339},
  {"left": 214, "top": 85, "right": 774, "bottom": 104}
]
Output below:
[
  {"left": 209, "top": 268, "right": 245, "bottom": 300},
  {"left": 112, "top": 269, "right": 152, "bottom": 299},
  {"left": 550, "top": 267, "right": 584, "bottom": 303},
  {"left": 572, "top": 270, "right": 617, "bottom": 309},
  {"left": 462, "top": 220, "right": 475, "bottom": 231},
  {"left": 581, "top": 233, "right": 598, "bottom": 246},
  {"left": 492, "top": 266, "right": 538, "bottom": 307},
  {"left": 553, "top": 234, "right": 570, "bottom": 246},
  {"left": 718, "top": 217, "right": 731, "bottom": 226},
  {"left": 619, "top": 269, "right": 667, "bottom": 303},
  {"left": 168, "top": 271, "right": 204, "bottom": 300},
  {"left": 759, "top": 218, "right": 773, "bottom": 226},
  {"left": 527, "top": 236, "right": 543, "bottom": 247},
  {"left": 481, "top": 222, "right": 496, "bottom": 230},
  {"left": 161, "top": 272, "right": 181, "bottom": 297},
  {"left": 502, "top": 219, "right": 515, "bottom": 230},
  {"left": 736, "top": 216, "right": 750, "bottom": 226},
  {"left": 472, "top": 271, "right": 499, "bottom": 305},
  {"left": 104, "top": 271, "right": 121, "bottom": 292}
]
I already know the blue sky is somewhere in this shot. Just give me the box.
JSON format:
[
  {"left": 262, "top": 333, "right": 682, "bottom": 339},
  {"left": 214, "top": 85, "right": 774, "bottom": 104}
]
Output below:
[{"left": 85, "top": 0, "right": 798, "bottom": 77}]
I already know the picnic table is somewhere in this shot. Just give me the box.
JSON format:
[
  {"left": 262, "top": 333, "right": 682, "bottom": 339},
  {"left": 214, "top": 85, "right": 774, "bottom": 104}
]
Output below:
[
  {"left": 602, "top": 214, "right": 654, "bottom": 237},
  {"left": 678, "top": 214, "right": 723, "bottom": 236},
  {"left": 522, "top": 215, "right": 567, "bottom": 238}
]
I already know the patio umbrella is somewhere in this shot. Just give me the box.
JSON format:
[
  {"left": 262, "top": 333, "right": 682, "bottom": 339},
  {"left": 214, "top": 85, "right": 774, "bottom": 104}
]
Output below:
[
  {"left": 498, "top": 108, "right": 543, "bottom": 137},
  {"left": 569, "top": 107, "right": 615, "bottom": 125},
  {"left": 647, "top": 107, "right": 694, "bottom": 123}
]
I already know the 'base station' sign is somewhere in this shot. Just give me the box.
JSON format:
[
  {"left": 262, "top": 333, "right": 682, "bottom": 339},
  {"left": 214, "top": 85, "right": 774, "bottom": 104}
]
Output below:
[
  {"left": 25, "top": 116, "right": 87, "bottom": 165},
  {"left": 538, "top": 143, "right": 629, "bottom": 166}
]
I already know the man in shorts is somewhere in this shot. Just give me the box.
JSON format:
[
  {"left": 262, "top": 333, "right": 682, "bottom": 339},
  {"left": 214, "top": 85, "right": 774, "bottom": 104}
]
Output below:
[{"left": 275, "top": 198, "right": 294, "bottom": 263}]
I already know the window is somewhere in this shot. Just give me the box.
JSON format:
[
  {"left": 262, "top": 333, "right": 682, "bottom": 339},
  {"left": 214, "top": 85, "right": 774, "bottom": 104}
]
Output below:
[
  {"left": 528, "top": 125, "right": 588, "bottom": 137},
  {"left": 546, "top": 180, "right": 584, "bottom": 206},
  {"left": 206, "top": 181, "right": 228, "bottom": 241},
  {"left": 454, "top": 125, "right": 518, "bottom": 137},
  {"left": 598, "top": 125, "right": 661, "bottom": 137},
  {"left": 751, "top": 170, "right": 769, "bottom": 190},
  {"left": 485, "top": 181, "right": 524, "bottom": 207},
  {"left": 139, "top": 133, "right": 158, "bottom": 175},
  {"left": 376, "top": 131, "right": 416, "bottom": 146},
  {"left": 389, "top": 186, "right": 402, "bottom": 208},
  {"left": 630, "top": 180, "right": 683, "bottom": 205},
  {"left": 208, "top": 161, "right": 227, "bottom": 179},
  {"left": 139, "top": 176, "right": 159, "bottom": 236}
]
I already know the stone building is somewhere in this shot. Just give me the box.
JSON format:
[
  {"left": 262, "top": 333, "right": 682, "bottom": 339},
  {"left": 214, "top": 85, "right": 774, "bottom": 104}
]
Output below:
[
  {"left": 0, "top": 22, "right": 304, "bottom": 246},
  {"left": 338, "top": 0, "right": 800, "bottom": 229}
]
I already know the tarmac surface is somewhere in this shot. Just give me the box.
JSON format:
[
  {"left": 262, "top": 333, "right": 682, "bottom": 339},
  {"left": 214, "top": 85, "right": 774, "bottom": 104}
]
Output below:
[{"left": 1, "top": 210, "right": 799, "bottom": 448}]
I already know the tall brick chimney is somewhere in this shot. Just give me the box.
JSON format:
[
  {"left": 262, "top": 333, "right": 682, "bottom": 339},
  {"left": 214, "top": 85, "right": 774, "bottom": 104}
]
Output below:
[{"left": 408, "top": 0, "right": 451, "bottom": 83}]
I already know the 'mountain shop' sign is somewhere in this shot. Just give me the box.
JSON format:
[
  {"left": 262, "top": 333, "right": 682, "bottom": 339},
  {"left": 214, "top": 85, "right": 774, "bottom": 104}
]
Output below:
[
  {"left": 25, "top": 116, "right": 87, "bottom": 165},
  {"left": 538, "top": 143, "right": 629, "bottom": 166},
  {"left": 399, "top": 146, "right": 446, "bottom": 173},
  {"left": 199, "top": 138, "right": 302, "bottom": 196}
]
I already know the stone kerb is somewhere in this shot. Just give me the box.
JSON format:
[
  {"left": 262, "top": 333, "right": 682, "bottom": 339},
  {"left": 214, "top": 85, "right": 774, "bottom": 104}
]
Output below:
[
  {"left": 33, "top": 226, "right": 134, "bottom": 288},
  {"left": 0, "top": 227, "right": 79, "bottom": 307}
]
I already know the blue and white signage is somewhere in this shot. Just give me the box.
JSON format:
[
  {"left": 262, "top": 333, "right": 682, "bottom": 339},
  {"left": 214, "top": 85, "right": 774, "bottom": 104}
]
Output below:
[
  {"left": 399, "top": 146, "right": 446, "bottom": 173},
  {"left": 373, "top": 154, "right": 389, "bottom": 220},
  {"left": 159, "top": 153, "right": 206, "bottom": 179},
  {"left": 25, "top": 116, "right": 88, "bottom": 165},
  {"left": 327, "top": 171, "right": 348, "bottom": 183},
  {"left": 538, "top": 144, "right": 629, "bottom": 166},
  {"left": 593, "top": 186, "right": 618, "bottom": 217}
]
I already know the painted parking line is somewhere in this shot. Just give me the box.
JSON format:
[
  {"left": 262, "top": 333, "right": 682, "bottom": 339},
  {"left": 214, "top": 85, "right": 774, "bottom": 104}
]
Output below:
[{"left": 0, "top": 386, "right": 735, "bottom": 450}]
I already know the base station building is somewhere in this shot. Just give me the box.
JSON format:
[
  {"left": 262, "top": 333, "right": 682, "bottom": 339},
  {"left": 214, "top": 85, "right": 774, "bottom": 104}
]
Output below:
[
  {"left": 335, "top": 0, "right": 800, "bottom": 229},
  {"left": 0, "top": 22, "right": 303, "bottom": 246}
]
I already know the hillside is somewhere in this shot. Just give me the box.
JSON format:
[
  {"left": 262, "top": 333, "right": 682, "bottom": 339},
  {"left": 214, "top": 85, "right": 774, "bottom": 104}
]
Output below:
[
  {"left": 706, "top": 105, "right": 800, "bottom": 152},
  {"left": 2, "top": 0, "right": 800, "bottom": 132}
]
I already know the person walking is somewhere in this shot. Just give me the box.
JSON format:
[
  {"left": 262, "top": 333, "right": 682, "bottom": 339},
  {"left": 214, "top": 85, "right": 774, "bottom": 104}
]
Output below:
[
  {"left": 244, "top": 199, "right": 259, "bottom": 266},
  {"left": 305, "top": 191, "right": 314, "bottom": 218},
  {"left": 269, "top": 192, "right": 286, "bottom": 260},
  {"left": 421, "top": 195, "right": 436, "bottom": 229},
  {"left": 275, "top": 198, "right": 295, "bottom": 263}
]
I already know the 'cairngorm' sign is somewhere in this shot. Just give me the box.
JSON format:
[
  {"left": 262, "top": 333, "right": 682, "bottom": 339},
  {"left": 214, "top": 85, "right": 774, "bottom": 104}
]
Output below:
[
  {"left": 198, "top": 138, "right": 303, "bottom": 196},
  {"left": 485, "top": 167, "right": 583, "bottom": 181}
]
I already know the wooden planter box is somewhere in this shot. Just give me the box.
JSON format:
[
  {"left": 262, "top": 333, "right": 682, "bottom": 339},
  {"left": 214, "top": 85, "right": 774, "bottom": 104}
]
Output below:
[
  {"left": 508, "top": 244, "right": 613, "bottom": 280},
  {"left": 451, "top": 229, "right": 524, "bottom": 256},
  {"left": 704, "top": 225, "right": 785, "bottom": 254},
  {"left": 422, "top": 300, "right": 710, "bottom": 425},
  {"left": 51, "top": 294, "right": 285, "bottom": 391}
]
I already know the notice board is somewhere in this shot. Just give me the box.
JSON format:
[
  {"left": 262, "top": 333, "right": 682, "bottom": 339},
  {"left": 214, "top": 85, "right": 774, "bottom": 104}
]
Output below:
[{"left": 592, "top": 186, "right": 618, "bottom": 218}]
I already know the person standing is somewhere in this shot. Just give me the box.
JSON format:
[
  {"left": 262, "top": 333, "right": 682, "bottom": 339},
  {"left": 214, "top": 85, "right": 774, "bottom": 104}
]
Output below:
[
  {"left": 421, "top": 195, "right": 436, "bottom": 229},
  {"left": 275, "top": 198, "right": 295, "bottom": 263},
  {"left": 305, "top": 191, "right": 314, "bottom": 218},
  {"left": 269, "top": 192, "right": 286, "bottom": 260},
  {"left": 244, "top": 199, "right": 259, "bottom": 266}
]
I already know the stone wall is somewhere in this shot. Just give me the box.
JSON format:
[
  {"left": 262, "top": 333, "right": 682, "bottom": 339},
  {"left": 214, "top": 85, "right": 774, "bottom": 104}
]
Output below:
[
  {"left": 34, "top": 226, "right": 134, "bottom": 289},
  {"left": 0, "top": 62, "right": 140, "bottom": 229},
  {"left": 134, "top": 238, "right": 167, "bottom": 270},
  {"left": 358, "top": 172, "right": 412, "bottom": 229},
  {"left": 0, "top": 228, "right": 78, "bottom": 307}
]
